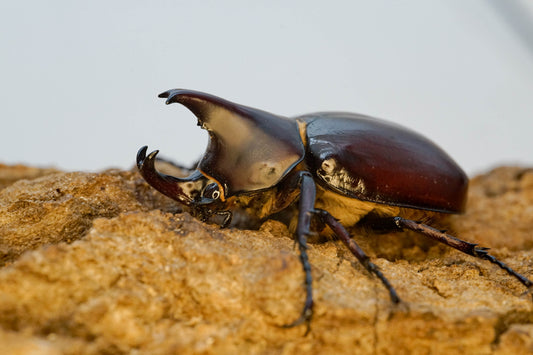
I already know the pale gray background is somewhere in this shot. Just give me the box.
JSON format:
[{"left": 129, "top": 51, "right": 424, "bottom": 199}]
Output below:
[{"left": 2, "top": 0, "right": 532, "bottom": 175}]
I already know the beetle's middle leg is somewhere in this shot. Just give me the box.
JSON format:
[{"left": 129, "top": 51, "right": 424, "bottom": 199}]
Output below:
[
  {"left": 314, "top": 209, "right": 401, "bottom": 304},
  {"left": 369, "top": 217, "right": 533, "bottom": 293}
]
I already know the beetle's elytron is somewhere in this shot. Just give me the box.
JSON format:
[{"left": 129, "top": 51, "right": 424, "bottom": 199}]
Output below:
[{"left": 137, "top": 89, "right": 532, "bottom": 330}]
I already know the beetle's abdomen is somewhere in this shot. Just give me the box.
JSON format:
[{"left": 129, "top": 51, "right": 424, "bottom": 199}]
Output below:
[{"left": 300, "top": 113, "right": 468, "bottom": 214}]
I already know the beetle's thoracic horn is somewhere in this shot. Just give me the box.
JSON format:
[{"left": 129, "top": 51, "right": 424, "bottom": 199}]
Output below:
[
  {"left": 136, "top": 146, "right": 207, "bottom": 206},
  {"left": 158, "top": 89, "right": 305, "bottom": 197}
]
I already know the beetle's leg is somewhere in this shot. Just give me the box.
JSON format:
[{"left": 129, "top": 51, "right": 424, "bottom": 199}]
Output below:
[
  {"left": 314, "top": 209, "right": 401, "bottom": 304},
  {"left": 282, "top": 172, "right": 316, "bottom": 334},
  {"left": 137, "top": 146, "right": 207, "bottom": 206},
  {"left": 216, "top": 210, "right": 233, "bottom": 228},
  {"left": 381, "top": 217, "right": 533, "bottom": 292}
]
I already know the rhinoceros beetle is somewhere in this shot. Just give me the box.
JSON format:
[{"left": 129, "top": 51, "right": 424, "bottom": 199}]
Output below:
[{"left": 137, "top": 89, "right": 532, "bottom": 330}]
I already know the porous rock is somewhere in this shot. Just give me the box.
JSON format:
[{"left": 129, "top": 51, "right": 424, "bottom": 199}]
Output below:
[
  {"left": 0, "top": 165, "right": 532, "bottom": 354},
  {"left": 0, "top": 163, "right": 59, "bottom": 190}
]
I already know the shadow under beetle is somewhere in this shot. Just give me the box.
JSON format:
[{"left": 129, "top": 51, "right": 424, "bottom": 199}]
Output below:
[{"left": 137, "top": 89, "right": 533, "bottom": 330}]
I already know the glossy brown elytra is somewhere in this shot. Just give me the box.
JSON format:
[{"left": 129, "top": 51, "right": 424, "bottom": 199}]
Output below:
[{"left": 137, "top": 89, "right": 532, "bottom": 331}]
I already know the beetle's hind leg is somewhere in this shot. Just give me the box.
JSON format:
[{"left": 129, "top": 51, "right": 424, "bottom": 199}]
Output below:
[
  {"left": 372, "top": 217, "right": 533, "bottom": 294},
  {"left": 313, "top": 209, "right": 401, "bottom": 304}
]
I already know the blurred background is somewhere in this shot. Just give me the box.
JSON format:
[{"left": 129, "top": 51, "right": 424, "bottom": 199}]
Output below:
[{"left": 1, "top": 0, "right": 532, "bottom": 175}]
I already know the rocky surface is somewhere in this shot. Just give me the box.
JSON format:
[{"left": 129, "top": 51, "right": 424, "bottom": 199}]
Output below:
[
  {"left": 0, "top": 164, "right": 59, "bottom": 191},
  {"left": 0, "top": 164, "right": 532, "bottom": 354}
]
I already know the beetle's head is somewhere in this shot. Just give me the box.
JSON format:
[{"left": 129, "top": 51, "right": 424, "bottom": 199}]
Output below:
[
  {"left": 136, "top": 146, "right": 231, "bottom": 215},
  {"left": 159, "top": 89, "right": 305, "bottom": 199}
]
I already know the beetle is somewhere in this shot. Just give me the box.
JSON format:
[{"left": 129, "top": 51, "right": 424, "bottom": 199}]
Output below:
[{"left": 137, "top": 89, "right": 532, "bottom": 330}]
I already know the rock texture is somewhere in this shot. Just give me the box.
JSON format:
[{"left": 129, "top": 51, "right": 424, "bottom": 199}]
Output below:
[
  {"left": 0, "top": 164, "right": 532, "bottom": 354},
  {"left": 0, "top": 164, "right": 59, "bottom": 191}
]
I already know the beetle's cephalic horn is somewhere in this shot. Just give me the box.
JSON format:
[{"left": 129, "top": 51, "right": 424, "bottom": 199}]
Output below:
[
  {"left": 136, "top": 146, "right": 207, "bottom": 206},
  {"left": 158, "top": 89, "right": 305, "bottom": 197}
]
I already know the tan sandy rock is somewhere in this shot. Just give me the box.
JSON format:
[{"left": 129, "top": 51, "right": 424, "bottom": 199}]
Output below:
[
  {"left": 0, "top": 164, "right": 59, "bottom": 190},
  {"left": 0, "top": 165, "right": 532, "bottom": 354}
]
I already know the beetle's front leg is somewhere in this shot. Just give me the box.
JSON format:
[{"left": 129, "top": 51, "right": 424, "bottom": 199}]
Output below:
[{"left": 283, "top": 171, "right": 316, "bottom": 333}]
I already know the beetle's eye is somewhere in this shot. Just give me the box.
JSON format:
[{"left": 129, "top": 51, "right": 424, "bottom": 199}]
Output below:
[{"left": 202, "top": 183, "right": 221, "bottom": 200}]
